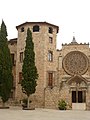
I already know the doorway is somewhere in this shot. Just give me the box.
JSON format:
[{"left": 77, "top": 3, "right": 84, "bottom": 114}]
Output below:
[
  {"left": 72, "top": 91, "right": 86, "bottom": 103},
  {"left": 72, "top": 91, "right": 86, "bottom": 110}
]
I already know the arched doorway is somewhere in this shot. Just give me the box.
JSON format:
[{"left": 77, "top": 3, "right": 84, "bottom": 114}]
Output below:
[{"left": 68, "top": 75, "right": 88, "bottom": 110}]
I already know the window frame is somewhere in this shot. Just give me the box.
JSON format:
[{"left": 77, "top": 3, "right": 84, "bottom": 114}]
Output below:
[
  {"left": 48, "top": 27, "right": 53, "bottom": 34},
  {"left": 48, "top": 72, "right": 53, "bottom": 87},
  {"left": 20, "top": 52, "right": 23, "bottom": 63},
  {"left": 33, "top": 25, "right": 40, "bottom": 32},
  {"left": 48, "top": 51, "right": 53, "bottom": 62},
  {"left": 21, "top": 27, "right": 24, "bottom": 32},
  {"left": 19, "top": 72, "right": 22, "bottom": 83},
  {"left": 49, "top": 37, "right": 53, "bottom": 43}
]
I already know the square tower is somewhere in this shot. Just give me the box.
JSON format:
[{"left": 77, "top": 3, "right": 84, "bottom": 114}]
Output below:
[{"left": 15, "top": 22, "right": 59, "bottom": 107}]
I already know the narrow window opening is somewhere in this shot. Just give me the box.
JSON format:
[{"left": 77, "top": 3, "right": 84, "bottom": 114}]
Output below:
[
  {"left": 48, "top": 27, "right": 53, "bottom": 34},
  {"left": 19, "top": 72, "right": 22, "bottom": 83},
  {"left": 20, "top": 52, "right": 23, "bottom": 63},
  {"left": 11, "top": 53, "right": 15, "bottom": 66},
  {"left": 33, "top": 25, "right": 39, "bottom": 32},
  {"left": 48, "top": 51, "right": 53, "bottom": 62},
  {"left": 21, "top": 27, "right": 24, "bottom": 32},
  {"left": 48, "top": 72, "right": 53, "bottom": 87},
  {"left": 49, "top": 37, "right": 53, "bottom": 43}
]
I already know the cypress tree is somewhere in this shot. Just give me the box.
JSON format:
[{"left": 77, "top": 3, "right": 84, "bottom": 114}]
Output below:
[
  {"left": 0, "top": 20, "right": 13, "bottom": 107},
  {"left": 21, "top": 28, "right": 38, "bottom": 109}
]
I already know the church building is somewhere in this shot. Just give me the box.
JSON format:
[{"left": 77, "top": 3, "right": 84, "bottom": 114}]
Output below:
[{"left": 8, "top": 22, "right": 90, "bottom": 110}]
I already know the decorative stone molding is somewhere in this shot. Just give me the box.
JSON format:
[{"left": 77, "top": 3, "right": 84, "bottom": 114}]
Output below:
[{"left": 63, "top": 51, "right": 89, "bottom": 75}]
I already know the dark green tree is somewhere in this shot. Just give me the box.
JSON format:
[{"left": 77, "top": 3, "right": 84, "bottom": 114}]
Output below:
[
  {"left": 21, "top": 28, "right": 38, "bottom": 109},
  {"left": 0, "top": 20, "right": 13, "bottom": 107}
]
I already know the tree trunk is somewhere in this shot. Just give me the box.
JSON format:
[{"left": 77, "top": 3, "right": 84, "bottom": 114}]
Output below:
[{"left": 27, "top": 96, "right": 30, "bottom": 109}]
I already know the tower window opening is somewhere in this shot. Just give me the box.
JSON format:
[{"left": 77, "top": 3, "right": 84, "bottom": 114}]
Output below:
[
  {"left": 48, "top": 72, "right": 53, "bottom": 87},
  {"left": 48, "top": 51, "right": 53, "bottom": 62},
  {"left": 33, "top": 25, "right": 40, "bottom": 32},
  {"left": 21, "top": 27, "right": 24, "bottom": 32},
  {"left": 48, "top": 27, "right": 53, "bottom": 34}
]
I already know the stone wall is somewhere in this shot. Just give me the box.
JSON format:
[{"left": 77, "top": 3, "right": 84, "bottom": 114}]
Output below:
[
  {"left": 14, "top": 22, "right": 59, "bottom": 107},
  {"left": 8, "top": 22, "right": 90, "bottom": 110}
]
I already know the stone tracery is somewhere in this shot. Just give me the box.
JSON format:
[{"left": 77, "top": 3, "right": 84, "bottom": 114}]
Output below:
[{"left": 63, "top": 51, "right": 89, "bottom": 75}]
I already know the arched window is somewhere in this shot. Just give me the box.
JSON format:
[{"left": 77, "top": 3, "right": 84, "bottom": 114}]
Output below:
[
  {"left": 33, "top": 25, "right": 39, "bottom": 32},
  {"left": 48, "top": 27, "right": 53, "bottom": 34},
  {"left": 48, "top": 51, "right": 53, "bottom": 62},
  {"left": 21, "top": 27, "right": 24, "bottom": 32}
]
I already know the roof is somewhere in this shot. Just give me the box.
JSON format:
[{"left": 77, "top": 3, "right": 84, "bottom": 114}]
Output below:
[
  {"left": 8, "top": 38, "right": 17, "bottom": 44},
  {"left": 16, "top": 21, "right": 59, "bottom": 33}
]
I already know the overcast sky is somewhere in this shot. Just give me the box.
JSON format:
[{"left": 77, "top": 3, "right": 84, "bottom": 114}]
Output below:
[{"left": 0, "top": 0, "right": 90, "bottom": 49}]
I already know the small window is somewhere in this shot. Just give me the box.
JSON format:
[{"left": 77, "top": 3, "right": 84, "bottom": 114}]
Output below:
[
  {"left": 48, "top": 27, "right": 53, "bottom": 34},
  {"left": 21, "top": 27, "right": 24, "bottom": 32},
  {"left": 11, "top": 54, "right": 15, "bottom": 66},
  {"left": 20, "top": 52, "right": 23, "bottom": 63},
  {"left": 33, "top": 25, "right": 39, "bottom": 32},
  {"left": 19, "top": 72, "right": 22, "bottom": 83},
  {"left": 48, "top": 72, "right": 53, "bottom": 87},
  {"left": 48, "top": 51, "right": 53, "bottom": 62},
  {"left": 49, "top": 37, "right": 53, "bottom": 43},
  {"left": 12, "top": 76, "right": 15, "bottom": 89}
]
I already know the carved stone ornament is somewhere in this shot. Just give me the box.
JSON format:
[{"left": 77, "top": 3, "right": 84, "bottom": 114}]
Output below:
[{"left": 62, "top": 51, "right": 89, "bottom": 75}]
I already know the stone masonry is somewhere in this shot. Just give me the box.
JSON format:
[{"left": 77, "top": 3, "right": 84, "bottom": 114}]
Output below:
[{"left": 8, "top": 22, "right": 90, "bottom": 110}]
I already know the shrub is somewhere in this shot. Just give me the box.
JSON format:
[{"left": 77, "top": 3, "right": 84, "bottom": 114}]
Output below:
[{"left": 58, "top": 99, "right": 67, "bottom": 110}]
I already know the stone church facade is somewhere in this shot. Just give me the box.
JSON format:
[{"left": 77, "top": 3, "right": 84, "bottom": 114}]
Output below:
[{"left": 8, "top": 22, "right": 90, "bottom": 110}]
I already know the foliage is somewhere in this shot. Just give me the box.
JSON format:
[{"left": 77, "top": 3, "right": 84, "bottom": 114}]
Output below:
[
  {"left": 58, "top": 99, "right": 67, "bottom": 110},
  {"left": 21, "top": 28, "right": 38, "bottom": 108},
  {"left": 0, "top": 20, "right": 13, "bottom": 105}
]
